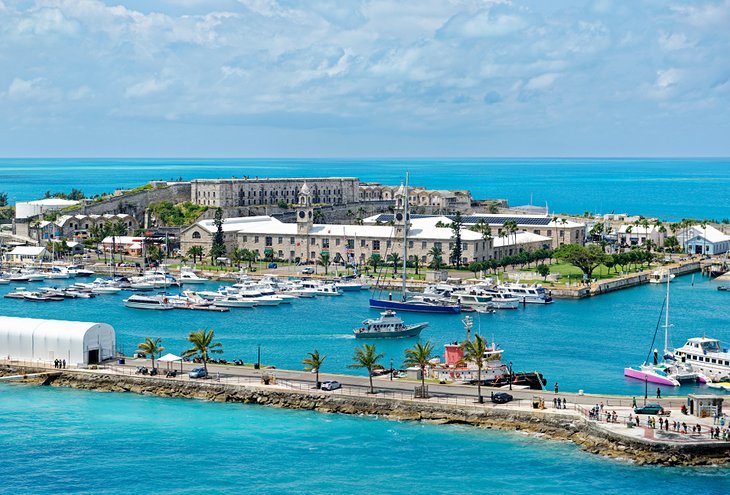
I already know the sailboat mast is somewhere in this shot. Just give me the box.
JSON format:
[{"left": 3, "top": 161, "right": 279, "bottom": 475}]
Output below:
[
  {"left": 401, "top": 172, "right": 409, "bottom": 298},
  {"left": 664, "top": 272, "right": 670, "bottom": 355}
]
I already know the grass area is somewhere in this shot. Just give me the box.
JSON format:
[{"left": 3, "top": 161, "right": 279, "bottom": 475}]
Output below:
[{"left": 519, "top": 261, "right": 659, "bottom": 282}]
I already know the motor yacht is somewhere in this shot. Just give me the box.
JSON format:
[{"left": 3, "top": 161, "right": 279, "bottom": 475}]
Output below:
[
  {"left": 212, "top": 295, "right": 257, "bottom": 308},
  {"left": 353, "top": 310, "right": 428, "bottom": 339},
  {"left": 123, "top": 294, "right": 175, "bottom": 310},
  {"left": 179, "top": 268, "right": 209, "bottom": 285},
  {"left": 496, "top": 283, "right": 553, "bottom": 304}
]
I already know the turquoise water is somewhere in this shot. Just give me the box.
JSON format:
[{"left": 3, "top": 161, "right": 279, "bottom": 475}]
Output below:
[
  {"left": 1, "top": 273, "right": 729, "bottom": 397},
  {"left": 1, "top": 384, "right": 729, "bottom": 495},
  {"left": 1, "top": 158, "right": 730, "bottom": 220}
]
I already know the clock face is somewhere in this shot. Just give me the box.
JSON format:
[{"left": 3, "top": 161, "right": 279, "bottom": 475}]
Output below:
[
  {"left": 395, "top": 212, "right": 404, "bottom": 222},
  {"left": 298, "top": 211, "right": 305, "bottom": 219}
]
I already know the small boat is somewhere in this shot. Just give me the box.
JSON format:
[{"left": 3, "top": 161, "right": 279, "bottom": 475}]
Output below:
[
  {"left": 4, "top": 288, "right": 30, "bottom": 299},
  {"left": 179, "top": 268, "right": 209, "bottom": 285},
  {"left": 496, "top": 282, "right": 553, "bottom": 304},
  {"left": 648, "top": 269, "right": 675, "bottom": 284},
  {"left": 354, "top": 310, "right": 428, "bottom": 339},
  {"left": 0, "top": 278, "right": 10, "bottom": 285},
  {"left": 718, "top": 286, "right": 730, "bottom": 292},
  {"left": 92, "top": 285, "right": 122, "bottom": 294},
  {"left": 24, "top": 291, "right": 64, "bottom": 302},
  {"left": 68, "top": 265, "right": 95, "bottom": 277},
  {"left": 335, "top": 280, "right": 364, "bottom": 291},
  {"left": 123, "top": 294, "right": 175, "bottom": 310},
  {"left": 707, "top": 381, "right": 730, "bottom": 391}
]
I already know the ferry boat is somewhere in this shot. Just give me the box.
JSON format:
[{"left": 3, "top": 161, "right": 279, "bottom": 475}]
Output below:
[
  {"left": 648, "top": 269, "right": 675, "bottom": 284},
  {"left": 123, "top": 294, "right": 175, "bottom": 310},
  {"left": 496, "top": 283, "right": 553, "bottom": 304},
  {"left": 353, "top": 310, "right": 428, "bottom": 339},
  {"left": 672, "top": 337, "right": 730, "bottom": 382}
]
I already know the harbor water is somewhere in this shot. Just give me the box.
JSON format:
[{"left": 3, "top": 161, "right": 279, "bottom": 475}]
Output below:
[
  {"left": 2, "top": 157, "right": 730, "bottom": 220},
  {"left": 1, "top": 273, "right": 728, "bottom": 397},
  {"left": 1, "top": 384, "right": 729, "bottom": 495}
]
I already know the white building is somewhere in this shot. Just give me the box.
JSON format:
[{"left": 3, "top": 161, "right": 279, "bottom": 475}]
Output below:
[
  {"left": 677, "top": 225, "right": 730, "bottom": 255},
  {"left": 0, "top": 316, "right": 116, "bottom": 365},
  {"left": 15, "top": 198, "right": 80, "bottom": 220},
  {"left": 617, "top": 224, "right": 666, "bottom": 247},
  {"left": 5, "top": 246, "right": 50, "bottom": 263}
]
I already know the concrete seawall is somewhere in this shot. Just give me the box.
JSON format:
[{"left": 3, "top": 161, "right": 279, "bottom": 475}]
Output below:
[{"left": 3, "top": 365, "right": 729, "bottom": 466}]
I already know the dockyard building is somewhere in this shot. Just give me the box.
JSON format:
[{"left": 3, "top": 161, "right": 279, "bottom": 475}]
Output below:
[
  {"left": 14, "top": 198, "right": 80, "bottom": 220},
  {"left": 4, "top": 246, "right": 50, "bottom": 263},
  {"left": 0, "top": 316, "right": 116, "bottom": 366},
  {"left": 35, "top": 214, "right": 138, "bottom": 241},
  {"left": 191, "top": 177, "right": 361, "bottom": 208},
  {"left": 359, "top": 182, "right": 473, "bottom": 211},
  {"left": 677, "top": 224, "right": 730, "bottom": 255}
]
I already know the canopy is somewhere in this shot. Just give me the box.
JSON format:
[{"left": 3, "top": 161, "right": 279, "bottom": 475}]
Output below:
[{"left": 158, "top": 353, "right": 183, "bottom": 362}]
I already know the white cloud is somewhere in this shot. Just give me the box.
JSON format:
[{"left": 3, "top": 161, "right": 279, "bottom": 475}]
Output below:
[
  {"left": 6, "top": 78, "right": 48, "bottom": 99},
  {"left": 68, "top": 85, "right": 92, "bottom": 100},
  {"left": 125, "top": 78, "right": 171, "bottom": 98},
  {"left": 658, "top": 32, "right": 694, "bottom": 51},
  {"left": 525, "top": 73, "right": 560, "bottom": 91}
]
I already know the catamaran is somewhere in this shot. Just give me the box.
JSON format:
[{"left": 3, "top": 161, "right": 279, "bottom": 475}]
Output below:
[{"left": 369, "top": 172, "right": 461, "bottom": 314}]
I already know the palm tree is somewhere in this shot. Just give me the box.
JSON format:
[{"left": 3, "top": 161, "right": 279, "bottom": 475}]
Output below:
[
  {"left": 349, "top": 343, "right": 384, "bottom": 394},
  {"left": 428, "top": 246, "right": 444, "bottom": 270},
  {"left": 387, "top": 252, "right": 402, "bottom": 275},
  {"left": 403, "top": 341, "right": 436, "bottom": 398},
  {"left": 303, "top": 349, "right": 327, "bottom": 389},
  {"left": 317, "top": 252, "right": 331, "bottom": 275},
  {"left": 136, "top": 337, "right": 165, "bottom": 369},
  {"left": 461, "top": 334, "right": 488, "bottom": 403},
  {"left": 409, "top": 254, "right": 421, "bottom": 275},
  {"left": 182, "top": 328, "right": 223, "bottom": 372},
  {"left": 187, "top": 246, "right": 204, "bottom": 264}
]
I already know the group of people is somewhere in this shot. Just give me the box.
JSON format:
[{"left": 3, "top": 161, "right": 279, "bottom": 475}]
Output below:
[
  {"left": 553, "top": 397, "right": 567, "bottom": 409},
  {"left": 588, "top": 403, "right": 617, "bottom": 422},
  {"left": 53, "top": 359, "right": 66, "bottom": 369}
]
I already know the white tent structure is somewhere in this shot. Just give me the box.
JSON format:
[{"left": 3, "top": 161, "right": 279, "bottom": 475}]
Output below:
[
  {"left": 158, "top": 353, "right": 184, "bottom": 374},
  {"left": 0, "top": 316, "right": 115, "bottom": 366}
]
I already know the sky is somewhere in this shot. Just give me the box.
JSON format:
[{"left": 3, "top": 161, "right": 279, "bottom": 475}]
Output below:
[{"left": 0, "top": 0, "right": 728, "bottom": 157}]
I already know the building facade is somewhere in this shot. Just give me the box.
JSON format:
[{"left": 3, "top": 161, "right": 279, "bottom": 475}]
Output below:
[
  {"left": 35, "top": 214, "right": 138, "bottom": 242},
  {"left": 359, "top": 182, "right": 472, "bottom": 211},
  {"left": 191, "top": 177, "right": 361, "bottom": 208}
]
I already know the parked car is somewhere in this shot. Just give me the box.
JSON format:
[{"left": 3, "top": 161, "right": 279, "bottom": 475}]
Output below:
[
  {"left": 634, "top": 403, "right": 665, "bottom": 415},
  {"left": 189, "top": 367, "right": 208, "bottom": 379},
  {"left": 491, "top": 392, "right": 513, "bottom": 404},
  {"left": 301, "top": 267, "right": 314, "bottom": 274},
  {"left": 320, "top": 380, "right": 341, "bottom": 391}
]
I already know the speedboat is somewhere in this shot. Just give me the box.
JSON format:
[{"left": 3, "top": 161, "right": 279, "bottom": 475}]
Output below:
[
  {"left": 68, "top": 265, "right": 95, "bottom": 277},
  {"left": 24, "top": 291, "right": 64, "bottom": 302},
  {"left": 123, "top": 294, "right": 175, "bottom": 310},
  {"left": 336, "top": 280, "right": 364, "bottom": 291},
  {"left": 213, "top": 295, "right": 257, "bottom": 308},
  {"left": 4, "top": 288, "right": 30, "bottom": 299},
  {"left": 0, "top": 278, "right": 9, "bottom": 285},
  {"left": 353, "top": 310, "right": 428, "bottom": 339},
  {"left": 179, "top": 268, "right": 209, "bottom": 285}
]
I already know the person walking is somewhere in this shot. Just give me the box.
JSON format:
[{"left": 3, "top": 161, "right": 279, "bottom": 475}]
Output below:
[
  {"left": 554, "top": 382, "right": 559, "bottom": 394},
  {"left": 632, "top": 397, "right": 637, "bottom": 408},
  {"left": 656, "top": 387, "right": 661, "bottom": 399},
  {"left": 62, "top": 359, "right": 66, "bottom": 369}
]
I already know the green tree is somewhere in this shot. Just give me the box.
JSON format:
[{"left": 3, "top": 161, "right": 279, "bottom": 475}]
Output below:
[
  {"left": 317, "top": 252, "right": 331, "bottom": 275},
  {"left": 368, "top": 253, "right": 381, "bottom": 270},
  {"left": 303, "top": 349, "right": 327, "bottom": 389},
  {"left": 387, "top": 252, "right": 402, "bottom": 275},
  {"left": 461, "top": 334, "right": 489, "bottom": 403},
  {"left": 277, "top": 199, "right": 288, "bottom": 209},
  {"left": 408, "top": 255, "right": 421, "bottom": 275},
  {"left": 450, "top": 211, "right": 464, "bottom": 268},
  {"left": 349, "top": 343, "right": 385, "bottom": 394},
  {"left": 536, "top": 264, "right": 550, "bottom": 280},
  {"left": 468, "top": 261, "right": 483, "bottom": 276},
  {"left": 403, "top": 341, "right": 436, "bottom": 397},
  {"left": 136, "top": 337, "right": 165, "bottom": 369},
  {"left": 555, "top": 244, "right": 607, "bottom": 281},
  {"left": 187, "top": 245, "right": 204, "bottom": 264},
  {"left": 428, "top": 246, "right": 444, "bottom": 270},
  {"left": 182, "top": 329, "right": 223, "bottom": 372},
  {"left": 210, "top": 207, "right": 226, "bottom": 263}
]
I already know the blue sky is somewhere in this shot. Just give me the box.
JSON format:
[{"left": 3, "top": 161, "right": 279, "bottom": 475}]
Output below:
[{"left": 0, "top": 0, "right": 728, "bottom": 157}]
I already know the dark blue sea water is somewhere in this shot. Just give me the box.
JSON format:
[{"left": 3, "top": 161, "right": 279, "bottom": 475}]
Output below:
[
  {"left": 1, "top": 384, "right": 728, "bottom": 495},
  {"left": 1, "top": 273, "right": 727, "bottom": 397},
  {"left": 1, "top": 158, "right": 730, "bottom": 220}
]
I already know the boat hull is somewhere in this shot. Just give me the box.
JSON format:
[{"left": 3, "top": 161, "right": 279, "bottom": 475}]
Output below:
[
  {"left": 623, "top": 367, "right": 680, "bottom": 387},
  {"left": 354, "top": 323, "right": 428, "bottom": 339},
  {"left": 369, "top": 298, "right": 461, "bottom": 314}
]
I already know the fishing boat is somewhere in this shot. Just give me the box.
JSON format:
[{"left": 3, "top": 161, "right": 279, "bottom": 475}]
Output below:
[
  {"left": 369, "top": 173, "right": 460, "bottom": 314},
  {"left": 624, "top": 275, "right": 706, "bottom": 387},
  {"left": 353, "top": 310, "right": 428, "bottom": 339},
  {"left": 123, "top": 294, "right": 175, "bottom": 310}
]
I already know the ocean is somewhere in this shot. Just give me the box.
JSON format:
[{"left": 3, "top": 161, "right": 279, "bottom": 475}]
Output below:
[{"left": 1, "top": 157, "right": 730, "bottom": 220}]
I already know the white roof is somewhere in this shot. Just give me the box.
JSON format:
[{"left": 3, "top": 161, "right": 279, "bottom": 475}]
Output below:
[
  {"left": 618, "top": 224, "right": 660, "bottom": 234},
  {"left": 9, "top": 246, "right": 47, "bottom": 255},
  {"left": 493, "top": 232, "right": 552, "bottom": 248},
  {"left": 22, "top": 198, "right": 80, "bottom": 207},
  {"left": 158, "top": 353, "right": 183, "bottom": 362},
  {"left": 101, "top": 236, "right": 144, "bottom": 244},
  {"left": 681, "top": 225, "right": 730, "bottom": 244}
]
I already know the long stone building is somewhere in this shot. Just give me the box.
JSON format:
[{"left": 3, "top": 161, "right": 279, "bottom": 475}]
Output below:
[
  {"left": 359, "top": 182, "right": 473, "bottom": 211},
  {"left": 191, "top": 177, "right": 361, "bottom": 208},
  {"left": 181, "top": 183, "right": 552, "bottom": 265}
]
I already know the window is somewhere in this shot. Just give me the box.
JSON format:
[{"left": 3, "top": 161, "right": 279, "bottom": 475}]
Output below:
[
  {"left": 242, "top": 236, "right": 248, "bottom": 242},
  {"left": 533, "top": 230, "right": 540, "bottom": 235},
  {"left": 255, "top": 236, "right": 259, "bottom": 243},
  {"left": 347, "top": 239, "right": 354, "bottom": 249},
  {"left": 265, "top": 236, "right": 272, "bottom": 247},
  {"left": 278, "top": 250, "right": 283, "bottom": 257},
  {"left": 434, "top": 242, "right": 442, "bottom": 250},
  {"left": 290, "top": 237, "right": 295, "bottom": 245},
  {"left": 192, "top": 231, "right": 201, "bottom": 239},
  {"left": 422, "top": 241, "right": 427, "bottom": 249},
  {"left": 361, "top": 239, "right": 366, "bottom": 247},
  {"left": 278, "top": 237, "right": 283, "bottom": 244},
  {"left": 387, "top": 240, "right": 392, "bottom": 248},
  {"left": 322, "top": 239, "right": 330, "bottom": 248},
  {"left": 335, "top": 239, "right": 341, "bottom": 246},
  {"left": 408, "top": 241, "right": 414, "bottom": 248},
  {"left": 462, "top": 243, "right": 468, "bottom": 251},
  {"left": 373, "top": 240, "right": 381, "bottom": 250},
  {"left": 547, "top": 230, "right": 552, "bottom": 236}
]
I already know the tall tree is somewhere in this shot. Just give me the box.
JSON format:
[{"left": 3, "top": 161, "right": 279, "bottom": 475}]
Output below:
[
  {"left": 187, "top": 245, "right": 204, "bottom": 264},
  {"left": 182, "top": 329, "right": 223, "bottom": 372},
  {"left": 317, "top": 252, "right": 331, "bottom": 275},
  {"left": 349, "top": 344, "right": 385, "bottom": 394},
  {"left": 403, "top": 341, "right": 436, "bottom": 397},
  {"left": 555, "top": 244, "right": 607, "bottom": 281},
  {"left": 408, "top": 255, "right": 421, "bottom": 275},
  {"left": 450, "top": 211, "right": 463, "bottom": 268},
  {"left": 461, "top": 334, "right": 488, "bottom": 403},
  {"left": 303, "top": 350, "right": 327, "bottom": 389},
  {"left": 387, "top": 252, "right": 402, "bottom": 275},
  {"left": 428, "top": 246, "right": 444, "bottom": 270},
  {"left": 210, "top": 207, "right": 226, "bottom": 263},
  {"left": 136, "top": 337, "right": 165, "bottom": 369}
]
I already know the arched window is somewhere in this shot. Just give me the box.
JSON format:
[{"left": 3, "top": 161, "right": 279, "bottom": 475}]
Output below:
[{"left": 192, "top": 231, "right": 201, "bottom": 239}]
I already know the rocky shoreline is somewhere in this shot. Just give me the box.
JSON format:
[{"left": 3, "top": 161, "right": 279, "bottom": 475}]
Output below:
[{"left": 3, "top": 366, "right": 729, "bottom": 467}]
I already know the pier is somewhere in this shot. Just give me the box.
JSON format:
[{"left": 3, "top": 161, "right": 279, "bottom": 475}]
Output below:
[{"left": 3, "top": 359, "right": 729, "bottom": 466}]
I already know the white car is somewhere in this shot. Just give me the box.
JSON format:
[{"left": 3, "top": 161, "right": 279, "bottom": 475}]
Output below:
[
  {"left": 320, "top": 380, "right": 341, "bottom": 391},
  {"left": 301, "top": 267, "right": 314, "bottom": 275}
]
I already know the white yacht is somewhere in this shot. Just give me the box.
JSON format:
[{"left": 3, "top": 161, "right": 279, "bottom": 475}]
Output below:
[
  {"left": 213, "top": 295, "right": 257, "bottom": 308},
  {"left": 496, "top": 283, "right": 553, "bottom": 304},
  {"left": 123, "top": 294, "right": 175, "bottom": 310},
  {"left": 179, "top": 267, "right": 209, "bottom": 285},
  {"left": 447, "top": 292, "right": 494, "bottom": 311},
  {"left": 649, "top": 269, "right": 675, "bottom": 284},
  {"left": 673, "top": 337, "right": 730, "bottom": 382},
  {"left": 68, "top": 265, "right": 95, "bottom": 277},
  {"left": 354, "top": 310, "right": 428, "bottom": 339},
  {"left": 44, "top": 266, "right": 75, "bottom": 279}
]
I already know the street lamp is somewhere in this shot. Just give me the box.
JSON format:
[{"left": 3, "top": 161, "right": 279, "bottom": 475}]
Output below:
[{"left": 508, "top": 361, "right": 513, "bottom": 391}]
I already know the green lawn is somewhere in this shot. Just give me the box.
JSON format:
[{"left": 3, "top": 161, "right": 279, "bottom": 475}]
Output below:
[{"left": 519, "top": 262, "right": 658, "bottom": 282}]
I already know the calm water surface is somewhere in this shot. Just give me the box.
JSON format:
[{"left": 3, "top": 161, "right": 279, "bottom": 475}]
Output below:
[{"left": 1, "top": 385, "right": 729, "bottom": 495}]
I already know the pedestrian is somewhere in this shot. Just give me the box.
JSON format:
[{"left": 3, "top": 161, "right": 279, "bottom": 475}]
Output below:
[
  {"left": 656, "top": 387, "right": 661, "bottom": 399},
  {"left": 62, "top": 359, "right": 66, "bottom": 369},
  {"left": 721, "top": 417, "right": 725, "bottom": 428},
  {"left": 697, "top": 423, "right": 702, "bottom": 433},
  {"left": 553, "top": 397, "right": 557, "bottom": 408},
  {"left": 554, "top": 382, "right": 559, "bottom": 394},
  {"left": 632, "top": 397, "right": 637, "bottom": 408},
  {"left": 53, "top": 359, "right": 58, "bottom": 369},
  {"left": 683, "top": 422, "right": 687, "bottom": 433},
  {"left": 562, "top": 397, "right": 567, "bottom": 409},
  {"left": 600, "top": 402, "right": 604, "bottom": 412}
]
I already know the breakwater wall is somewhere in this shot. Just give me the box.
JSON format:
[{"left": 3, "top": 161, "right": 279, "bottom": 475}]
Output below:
[{"left": 3, "top": 366, "right": 728, "bottom": 466}]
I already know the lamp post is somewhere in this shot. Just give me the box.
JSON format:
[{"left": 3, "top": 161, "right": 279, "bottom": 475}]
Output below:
[
  {"left": 390, "top": 357, "right": 394, "bottom": 381},
  {"left": 255, "top": 344, "right": 261, "bottom": 370},
  {"left": 508, "top": 361, "right": 513, "bottom": 391}
]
